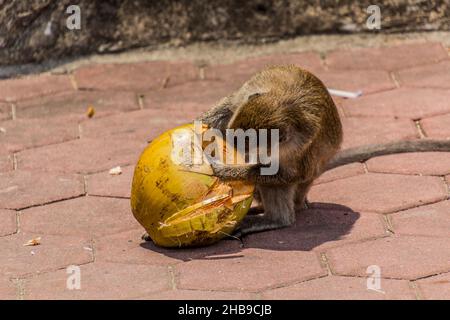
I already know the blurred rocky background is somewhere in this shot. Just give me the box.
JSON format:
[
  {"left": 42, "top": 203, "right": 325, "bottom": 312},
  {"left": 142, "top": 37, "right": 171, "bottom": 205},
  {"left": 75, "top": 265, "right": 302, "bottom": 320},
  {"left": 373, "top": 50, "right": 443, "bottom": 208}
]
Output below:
[{"left": 1, "top": 0, "right": 449, "bottom": 66}]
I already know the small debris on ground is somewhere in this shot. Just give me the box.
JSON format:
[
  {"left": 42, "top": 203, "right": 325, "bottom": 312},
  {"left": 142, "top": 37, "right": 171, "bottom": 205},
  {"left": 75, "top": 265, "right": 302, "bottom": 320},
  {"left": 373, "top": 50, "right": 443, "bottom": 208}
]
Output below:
[
  {"left": 86, "top": 106, "right": 95, "bottom": 118},
  {"left": 0, "top": 127, "right": 6, "bottom": 133},
  {"left": 109, "top": 166, "right": 122, "bottom": 175},
  {"left": 161, "top": 76, "right": 170, "bottom": 88},
  {"left": 23, "top": 237, "right": 41, "bottom": 246}
]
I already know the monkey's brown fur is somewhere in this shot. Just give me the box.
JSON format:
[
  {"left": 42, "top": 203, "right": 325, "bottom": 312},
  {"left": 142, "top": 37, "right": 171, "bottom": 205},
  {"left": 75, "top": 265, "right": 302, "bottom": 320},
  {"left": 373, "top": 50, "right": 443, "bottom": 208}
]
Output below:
[
  {"left": 197, "top": 65, "right": 450, "bottom": 236},
  {"left": 199, "top": 65, "right": 343, "bottom": 234}
]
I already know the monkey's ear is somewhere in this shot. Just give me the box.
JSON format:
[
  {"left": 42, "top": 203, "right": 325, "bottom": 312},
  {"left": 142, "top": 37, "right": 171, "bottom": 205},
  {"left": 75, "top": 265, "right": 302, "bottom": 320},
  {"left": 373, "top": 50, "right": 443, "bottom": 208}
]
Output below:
[{"left": 247, "top": 92, "right": 262, "bottom": 101}]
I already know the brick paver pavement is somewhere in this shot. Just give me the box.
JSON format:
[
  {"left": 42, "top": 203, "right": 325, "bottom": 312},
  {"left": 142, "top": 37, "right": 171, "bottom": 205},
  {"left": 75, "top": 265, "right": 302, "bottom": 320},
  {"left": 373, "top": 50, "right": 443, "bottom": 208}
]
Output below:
[{"left": 0, "top": 41, "right": 449, "bottom": 300}]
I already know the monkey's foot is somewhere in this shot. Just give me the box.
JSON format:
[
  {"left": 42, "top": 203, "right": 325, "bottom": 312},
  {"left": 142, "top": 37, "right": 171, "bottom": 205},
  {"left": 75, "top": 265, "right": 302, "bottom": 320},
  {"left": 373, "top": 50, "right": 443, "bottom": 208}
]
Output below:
[
  {"left": 304, "top": 198, "right": 310, "bottom": 209},
  {"left": 295, "top": 198, "right": 310, "bottom": 211},
  {"left": 233, "top": 214, "right": 291, "bottom": 237},
  {"left": 223, "top": 230, "right": 244, "bottom": 242}
]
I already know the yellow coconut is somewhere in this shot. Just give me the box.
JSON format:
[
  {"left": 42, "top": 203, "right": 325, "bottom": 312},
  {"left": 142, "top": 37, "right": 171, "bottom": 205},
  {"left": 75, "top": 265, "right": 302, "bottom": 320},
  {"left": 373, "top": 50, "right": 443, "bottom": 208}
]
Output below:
[{"left": 130, "top": 123, "right": 254, "bottom": 248}]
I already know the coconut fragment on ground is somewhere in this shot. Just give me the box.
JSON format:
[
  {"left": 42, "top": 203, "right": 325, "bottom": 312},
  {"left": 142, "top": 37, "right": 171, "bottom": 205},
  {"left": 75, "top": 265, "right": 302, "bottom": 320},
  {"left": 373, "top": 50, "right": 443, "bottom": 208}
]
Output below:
[
  {"left": 23, "top": 237, "right": 41, "bottom": 246},
  {"left": 86, "top": 106, "right": 95, "bottom": 118}
]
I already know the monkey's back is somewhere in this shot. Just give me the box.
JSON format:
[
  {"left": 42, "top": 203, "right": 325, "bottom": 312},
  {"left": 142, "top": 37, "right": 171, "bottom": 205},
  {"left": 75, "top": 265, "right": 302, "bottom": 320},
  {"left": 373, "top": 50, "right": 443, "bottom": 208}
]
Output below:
[{"left": 248, "top": 65, "right": 343, "bottom": 180}]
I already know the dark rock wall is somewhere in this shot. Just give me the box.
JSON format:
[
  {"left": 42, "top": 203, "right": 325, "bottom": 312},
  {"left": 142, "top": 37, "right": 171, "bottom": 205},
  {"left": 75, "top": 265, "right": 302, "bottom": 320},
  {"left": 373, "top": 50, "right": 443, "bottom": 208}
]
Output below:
[{"left": 1, "top": 0, "right": 449, "bottom": 66}]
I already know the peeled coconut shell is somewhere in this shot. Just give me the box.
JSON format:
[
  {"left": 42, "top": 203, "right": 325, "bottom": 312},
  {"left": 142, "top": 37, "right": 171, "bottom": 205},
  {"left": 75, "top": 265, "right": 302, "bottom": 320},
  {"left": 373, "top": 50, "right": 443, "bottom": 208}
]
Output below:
[{"left": 130, "top": 123, "right": 254, "bottom": 248}]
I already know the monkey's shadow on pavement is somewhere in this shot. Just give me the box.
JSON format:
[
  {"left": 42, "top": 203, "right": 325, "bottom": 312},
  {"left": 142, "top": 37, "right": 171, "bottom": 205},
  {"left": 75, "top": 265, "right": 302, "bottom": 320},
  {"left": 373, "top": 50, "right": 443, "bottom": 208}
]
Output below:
[{"left": 139, "top": 202, "right": 360, "bottom": 261}]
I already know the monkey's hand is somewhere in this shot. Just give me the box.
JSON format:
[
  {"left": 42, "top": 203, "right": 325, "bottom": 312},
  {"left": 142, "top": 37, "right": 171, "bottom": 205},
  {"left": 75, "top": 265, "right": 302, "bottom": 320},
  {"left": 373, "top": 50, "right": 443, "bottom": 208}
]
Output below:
[
  {"left": 209, "top": 159, "right": 260, "bottom": 181},
  {"left": 141, "top": 232, "right": 152, "bottom": 242}
]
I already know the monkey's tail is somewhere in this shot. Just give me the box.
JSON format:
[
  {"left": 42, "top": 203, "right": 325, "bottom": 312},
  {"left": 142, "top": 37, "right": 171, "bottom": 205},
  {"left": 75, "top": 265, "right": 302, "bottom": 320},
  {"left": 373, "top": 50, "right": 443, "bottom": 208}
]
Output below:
[{"left": 326, "top": 139, "right": 450, "bottom": 171}]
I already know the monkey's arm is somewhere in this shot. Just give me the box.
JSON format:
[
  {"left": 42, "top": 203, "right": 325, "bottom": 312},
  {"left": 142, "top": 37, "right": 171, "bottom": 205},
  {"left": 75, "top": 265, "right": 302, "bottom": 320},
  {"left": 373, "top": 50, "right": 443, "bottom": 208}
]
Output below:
[
  {"left": 207, "top": 157, "right": 259, "bottom": 180},
  {"left": 196, "top": 97, "right": 234, "bottom": 130},
  {"left": 326, "top": 139, "right": 450, "bottom": 171},
  {"left": 210, "top": 161, "right": 301, "bottom": 185}
]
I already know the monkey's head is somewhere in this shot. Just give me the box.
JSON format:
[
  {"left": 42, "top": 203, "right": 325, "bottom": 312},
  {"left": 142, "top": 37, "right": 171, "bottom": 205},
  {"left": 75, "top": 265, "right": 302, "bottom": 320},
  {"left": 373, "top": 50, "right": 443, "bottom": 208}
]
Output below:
[
  {"left": 227, "top": 90, "right": 316, "bottom": 144},
  {"left": 228, "top": 92, "right": 284, "bottom": 129}
]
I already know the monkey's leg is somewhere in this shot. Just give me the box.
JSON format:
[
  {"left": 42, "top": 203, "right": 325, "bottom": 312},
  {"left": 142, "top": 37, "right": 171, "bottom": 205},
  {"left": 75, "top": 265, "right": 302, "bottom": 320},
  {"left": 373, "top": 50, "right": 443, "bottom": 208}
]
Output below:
[
  {"left": 248, "top": 189, "right": 264, "bottom": 214},
  {"left": 235, "top": 184, "right": 297, "bottom": 236}
]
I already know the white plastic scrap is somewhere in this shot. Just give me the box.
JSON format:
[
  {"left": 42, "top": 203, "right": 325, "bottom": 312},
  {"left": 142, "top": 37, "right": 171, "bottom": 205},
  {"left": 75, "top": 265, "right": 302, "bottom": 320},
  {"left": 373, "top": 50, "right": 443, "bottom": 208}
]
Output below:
[
  {"left": 328, "top": 88, "right": 362, "bottom": 99},
  {"left": 109, "top": 166, "right": 122, "bottom": 175}
]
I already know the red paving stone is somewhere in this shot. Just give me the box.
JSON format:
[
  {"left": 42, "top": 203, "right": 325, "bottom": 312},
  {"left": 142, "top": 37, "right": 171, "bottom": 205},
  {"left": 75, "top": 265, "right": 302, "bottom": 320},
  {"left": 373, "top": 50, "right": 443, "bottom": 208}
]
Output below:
[
  {"left": 0, "top": 117, "right": 79, "bottom": 155},
  {"left": 74, "top": 61, "right": 199, "bottom": 91},
  {"left": 0, "top": 170, "right": 84, "bottom": 210},
  {"left": 176, "top": 248, "right": 326, "bottom": 291},
  {"left": 0, "top": 155, "right": 13, "bottom": 172},
  {"left": 15, "top": 91, "right": 140, "bottom": 119},
  {"left": 341, "top": 88, "right": 450, "bottom": 120},
  {"left": 0, "top": 102, "right": 11, "bottom": 121},
  {"left": 143, "top": 289, "right": 255, "bottom": 300},
  {"left": 243, "top": 208, "right": 386, "bottom": 252},
  {"left": 309, "top": 173, "right": 447, "bottom": 214},
  {"left": 416, "top": 272, "right": 450, "bottom": 300},
  {"left": 396, "top": 60, "right": 450, "bottom": 89},
  {"left": 340, "top": 117, "right": 418, "bottom": 150},
  {"left": 0, "top": 209, "right": 16, "bottom": 236},
  {"left": 315, "top": 69, "right": 396, "bottom": 95},
  {"left": 326, "top": 42, "right": 448, "bottom": 71},
  {"left": 86, "top": 165, "right": 134, "bottom": 198},
  {"left": 205, "top": 52, "right": 324, "bottom": 85},
  {"left": 2, "top": 41, "right": 450, "bottom": 299},
  {"left": 17, "top": 137, "right": 146, "bottom": 174},
  {"left": 326, "top": 235, "right": 450, "bottom": 280},
  {"left": 420, "top": 113, "right": 450, "bottom": 139},
  {"left": 79, "top": 108, "right": 196, "bottom": 142},
  {"left": 390, "top": 200, "right": 450, "bottom": 238},
  {"left": 0, "top": 74, "right": 73, "bottom": 102},
  {"left": 333, "top": 99, "right": 347, "bottom": 119},
  {"left": 366, "top": 152, "right": 450, "bottom": 176},
  {"left": 0, "top": 278, "right": 17, "bottom": 299},
  {"left": 0, "top": 233, "right": 93, "bottom": 278},
  {"left": 262, "top": 276, "right": 415, "bottom": 300},
  {"left": 20, "top": 196, "right": 140, "bottom": 238},
  {"left": 94, "top": 229, "right": 244, "bottom": 267},
  {"left": 22, "top": 262, "right": 169, "bottom": 299},
  {"left": 314, "top": 163, "right": 365, "bottom": 185},
  {"left": 142, "top": 79, "right": 236, "bottom": 112}
]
